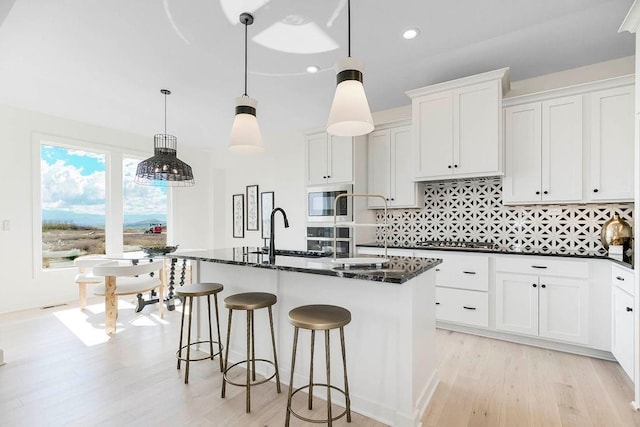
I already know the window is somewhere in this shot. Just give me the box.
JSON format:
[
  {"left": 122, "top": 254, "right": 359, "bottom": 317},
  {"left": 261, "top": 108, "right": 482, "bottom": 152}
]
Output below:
[
  {"left": 122, "top": 157, "right": 167, "bottom": 252},
  {"left": 40, "top": 144, "right": 106, "bottom": 269}
]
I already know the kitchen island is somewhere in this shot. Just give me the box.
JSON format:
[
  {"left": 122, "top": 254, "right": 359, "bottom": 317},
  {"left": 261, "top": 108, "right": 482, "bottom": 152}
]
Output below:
[{"left": 174, "top": 248, "right": 441, "bottom": 427}]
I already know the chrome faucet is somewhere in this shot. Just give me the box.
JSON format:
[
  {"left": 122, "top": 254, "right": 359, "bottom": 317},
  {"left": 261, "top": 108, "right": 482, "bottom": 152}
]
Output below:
[{"left": 269, "top": 207, "right": 289, "bottom": 263}]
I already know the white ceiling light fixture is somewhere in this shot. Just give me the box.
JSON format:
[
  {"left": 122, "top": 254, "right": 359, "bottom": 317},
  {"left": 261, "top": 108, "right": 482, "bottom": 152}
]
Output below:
[
  {"left": 326, "top": 0, "right": 374, "bottom": 137},
  {"left": 402, "top": 28, "right": 420, "bottom": 40},
  {"left": 229, "top": 12, "right": 264, "bottom": 153}
]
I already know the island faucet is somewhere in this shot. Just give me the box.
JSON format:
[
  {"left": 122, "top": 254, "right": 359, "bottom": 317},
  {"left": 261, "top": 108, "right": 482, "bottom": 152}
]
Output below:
[{"left": 269, "top": 207, "right": 289, "bottom": 263}]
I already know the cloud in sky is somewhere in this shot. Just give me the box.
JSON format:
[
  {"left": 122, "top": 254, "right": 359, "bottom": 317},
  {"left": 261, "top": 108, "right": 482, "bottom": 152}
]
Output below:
[{"left": 41, "top": 146, "right": 166, "bottom": 217}]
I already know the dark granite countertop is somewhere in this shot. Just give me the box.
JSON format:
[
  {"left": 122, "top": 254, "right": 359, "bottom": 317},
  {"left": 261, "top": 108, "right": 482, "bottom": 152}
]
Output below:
[
  {"left": 171, "top": 247, "right": 442, "bottom": 284},
  {"left": 357, "top": 243, "right": 633, "bottom": 269}
]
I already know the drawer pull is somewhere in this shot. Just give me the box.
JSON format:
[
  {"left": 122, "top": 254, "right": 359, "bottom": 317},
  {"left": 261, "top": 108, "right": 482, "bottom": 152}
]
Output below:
[
  {"left": 435, "top": 302, "right": 440, "bottom": 305},
  {"left": 531, "top": 265, "right": 547, "bottom": 269},
  {"left": 462, "top": 271, "right": 476, "bottom": 275},
  {"left": 463, "top": 306, "right": 477, "bottom": 310},
  {"left": 616, "top": 276, "right": 625, "bottom": 281},
  {"left": 627, "top": 307, "right": 633, "bottom": 312},
  {"left": 435, "top": 268, "right": 440, "bottom": 272}
]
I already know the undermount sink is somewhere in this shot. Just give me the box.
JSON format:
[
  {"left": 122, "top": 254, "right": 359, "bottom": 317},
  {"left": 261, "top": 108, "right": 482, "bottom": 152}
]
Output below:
[{"left": 248, "top": 248, "right": 331, "bottom": 258}]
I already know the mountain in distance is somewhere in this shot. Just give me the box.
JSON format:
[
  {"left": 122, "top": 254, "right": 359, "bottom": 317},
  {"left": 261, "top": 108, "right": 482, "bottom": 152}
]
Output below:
[{"left": 42, "top": 209, "right": 166, "bottom": 227}]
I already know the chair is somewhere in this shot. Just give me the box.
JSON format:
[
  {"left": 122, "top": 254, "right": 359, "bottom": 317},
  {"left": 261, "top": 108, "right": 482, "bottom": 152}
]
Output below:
[
  {"left": 92, "top": 261, "right": 166, "bottom": 334},
  {"left": 73, "top": 255, "right": 116, "bottom": 309}
]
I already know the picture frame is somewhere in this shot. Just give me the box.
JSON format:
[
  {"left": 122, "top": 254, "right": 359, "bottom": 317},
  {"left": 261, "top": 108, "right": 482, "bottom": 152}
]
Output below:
[
  {"left": 246, "top": 184, "right": 259, "bottom": 231},
  {"left": 261, "top": 191, "right": 275, "bottom": 239},
  {"left": 232, "top": 193, "right": 244, "bottom": 238}
]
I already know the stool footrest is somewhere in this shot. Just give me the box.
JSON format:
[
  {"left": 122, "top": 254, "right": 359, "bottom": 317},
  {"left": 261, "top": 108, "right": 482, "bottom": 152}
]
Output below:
[
  {"left": 288, "top": 383, "right": 349, "bottom": 424},
  {"left": 176, "top": 341, "right": 223, "bottom": 363},
  {"left": 223, "top": 358, "right": 278, "bottom": 387}
]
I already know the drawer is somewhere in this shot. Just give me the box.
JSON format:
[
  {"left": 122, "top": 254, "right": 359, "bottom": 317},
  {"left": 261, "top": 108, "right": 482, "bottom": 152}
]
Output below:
[
  {"left": 436, "top": 254, "right": 489, "bottom": 291},
  {"left": 495, "top": 256, "right": 588, "bottom": 279},
  {"left": 612, "top": 264, "right": 634, "bottom": 296},
  {"left": 435, "top": 287, "right": 489, "bottom": 328}
]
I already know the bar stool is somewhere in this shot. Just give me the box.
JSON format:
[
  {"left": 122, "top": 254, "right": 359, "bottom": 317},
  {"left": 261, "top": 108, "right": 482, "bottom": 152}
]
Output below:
[
  {"left": 285, "top": 304, "right": 352, "bottom": 426},
  {"left": 221, "top": 292, "right": 281, "bottom": 413},
  {"left": 175, "top": 282, "right": 224, "bottom": 384}
]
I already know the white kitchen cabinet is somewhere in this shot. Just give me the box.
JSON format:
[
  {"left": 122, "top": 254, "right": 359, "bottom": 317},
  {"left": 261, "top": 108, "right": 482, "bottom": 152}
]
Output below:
[
  {"left": 495, "top": 266, "right": 589, "bottom": 345},
  {"left": 587, "top": 85, "right": 634, "bottom": 202},
  {"left": 611, "top": 264, "right": 634, "bottom": 380},
  {"left": 436, "top": 287, "right": 489, "bottom": 328},
  {"left": 305, "top": 132, "right": 353, "bottom": 185},
  {"left": 503, "top": 95, "right": 583, "bottom": 204},
  {"left": 367, "top": 124, "right": 420, "bottom": 209},
  {"left": 407, "top": 68, "right": 509, "bottom": 181}
]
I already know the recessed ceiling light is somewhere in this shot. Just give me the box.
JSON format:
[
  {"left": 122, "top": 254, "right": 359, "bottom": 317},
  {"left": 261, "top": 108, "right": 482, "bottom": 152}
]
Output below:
[
  {"left": 306, "top": 65, "right": 320, "bottom": 73},
  {"left": 402, "top": 28, "right": 420, "bottom": 40}
]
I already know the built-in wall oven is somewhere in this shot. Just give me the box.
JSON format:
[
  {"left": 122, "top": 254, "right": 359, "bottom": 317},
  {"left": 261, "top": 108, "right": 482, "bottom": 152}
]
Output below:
[
  {"left": 306, "top": 184, "right": 353, "bottom": 223},
  {"left": 306, "top": 225, "right": 352, "bottom": 255}
]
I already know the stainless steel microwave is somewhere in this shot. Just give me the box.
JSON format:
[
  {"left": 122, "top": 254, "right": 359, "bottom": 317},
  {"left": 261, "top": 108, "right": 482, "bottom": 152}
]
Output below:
[{"left": 306, "top": 184, "right": 353, "bottom": 222}]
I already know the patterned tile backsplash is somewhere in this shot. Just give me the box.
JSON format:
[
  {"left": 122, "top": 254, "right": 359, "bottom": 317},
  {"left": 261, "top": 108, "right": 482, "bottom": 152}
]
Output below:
[{"left": 376, "top": 177, "right": 633, "bottom": 255}]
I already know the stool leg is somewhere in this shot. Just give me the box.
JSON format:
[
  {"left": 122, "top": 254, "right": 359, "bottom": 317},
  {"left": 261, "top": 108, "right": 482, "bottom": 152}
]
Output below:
[
  {"left": 221, "top": 309, "right": 233, "bottom": 398},
  {"left": 340, "top": 326, "right": 351, "bottom": 422},
  {"left": 268, "top": 305, "right": 281, "bottom": 393},
  {"left": 78, "top": 282, "right": 87, "bottom": 309},
  {"left": 246, "top": 309, "right": 251, "bottom": 413},
  {"left": 207, "top": 295, "right": 214, "bottom": 360},
  {"left": 177, "top": 292, "right": 187, "bottom": 370},
  {"left": 308, "top": 330, "right": 315, "bottom": 410},
  {"left": 285, "top": 327, "right": 299, "bottom": 427},
  {"left": 214, "top": 293, "right": 224, "bottom": 372},
  {"left": 185, "top": 296, "right": 194, "bottom": 384},
  {"left": 325, "top": 330, "right": 332, "bottom": 427},
  {"left": 251, "top": 310, "right": 256, "bottom": 382}
]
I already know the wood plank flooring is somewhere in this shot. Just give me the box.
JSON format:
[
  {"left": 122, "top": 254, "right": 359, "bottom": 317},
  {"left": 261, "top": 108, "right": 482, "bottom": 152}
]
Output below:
[{"left": 1, "top": 298, "right": 639, "bottom": 426}]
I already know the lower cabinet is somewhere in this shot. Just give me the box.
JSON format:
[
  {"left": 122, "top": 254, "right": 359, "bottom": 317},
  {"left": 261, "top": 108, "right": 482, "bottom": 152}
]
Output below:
[
  {"left": 496, "top": 272, "right": 589, "bottom": 345},
  {"left": 436, "top": 287, "right": 489, "bottom": 327},
  {"left": 611, "top": 264, "right": 635, "bottom": 380}
]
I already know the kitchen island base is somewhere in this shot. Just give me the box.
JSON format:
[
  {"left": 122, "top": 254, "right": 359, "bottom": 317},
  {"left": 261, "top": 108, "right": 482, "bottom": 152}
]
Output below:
[{"left": 194, "top": 261, "right": 438, "bottom": 427}]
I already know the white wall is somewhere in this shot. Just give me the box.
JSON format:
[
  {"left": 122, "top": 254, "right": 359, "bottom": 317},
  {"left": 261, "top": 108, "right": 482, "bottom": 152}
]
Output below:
[
  {"left": 211, "top": 131, "right": 307, "bottom": 251},
  {"left": 0, "top": 104, "right": 214, "bottom": 314}
]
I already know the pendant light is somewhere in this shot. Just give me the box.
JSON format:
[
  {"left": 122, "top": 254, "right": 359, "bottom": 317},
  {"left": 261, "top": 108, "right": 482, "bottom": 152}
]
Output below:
[
  {"left": 135, "top": 89, "right": 195, "bottom": 186},
  {"left": 229, "top": 12, "right": 264, "bottom": 153},
  {"left": 326, "top": 0, "right": 374, "bottom": 137}
]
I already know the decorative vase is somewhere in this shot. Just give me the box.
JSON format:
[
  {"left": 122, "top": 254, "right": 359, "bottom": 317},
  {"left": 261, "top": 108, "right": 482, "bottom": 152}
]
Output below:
[{"left": 600, "top": 213, "right": 632, "bottom": 250}]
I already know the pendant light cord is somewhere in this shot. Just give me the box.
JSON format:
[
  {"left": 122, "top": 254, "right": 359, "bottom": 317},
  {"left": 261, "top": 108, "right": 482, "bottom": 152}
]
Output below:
[
  {"left": 244, "top": 20, "right": 248, "bottom": 96},
  {"left": 164, "top": 91, "right": 167, "bottom": 134},
  {"left": 347, "top": 0, "right": 351, "bottom": 57}
]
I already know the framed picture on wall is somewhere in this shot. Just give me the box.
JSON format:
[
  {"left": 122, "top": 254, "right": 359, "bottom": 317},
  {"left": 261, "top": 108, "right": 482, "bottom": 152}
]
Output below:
[
  {"left": 261, "top": 191, "right": 274, "bottom": 239},
  {"left": 232, "top": 193, "right": 244, "bottom": 238},
  {"left": 246, "top": 184, "right": 259, "bottom": 231}
]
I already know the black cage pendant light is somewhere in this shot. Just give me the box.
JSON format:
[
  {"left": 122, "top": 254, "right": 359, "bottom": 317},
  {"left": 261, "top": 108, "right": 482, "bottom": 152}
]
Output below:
[
  {"left": 228, "top": 12, "right": 264, "bottom": 153},
  {"left": 135, "top": 89, "right": 195, "bottom": 186},
  {"left": 326, "top": 0, "right": 374, "bottom": 137}
]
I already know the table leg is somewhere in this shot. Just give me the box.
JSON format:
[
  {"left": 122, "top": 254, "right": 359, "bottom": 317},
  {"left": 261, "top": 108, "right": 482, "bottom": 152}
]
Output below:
[{"left": 105, "top": 276, "right": 117, "bottom": 335}]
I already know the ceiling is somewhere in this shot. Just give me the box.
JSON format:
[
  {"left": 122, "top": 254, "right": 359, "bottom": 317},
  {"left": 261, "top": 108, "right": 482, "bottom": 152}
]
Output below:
[{"left": 0, "top": 0, "right": 635, "bottom": 150}]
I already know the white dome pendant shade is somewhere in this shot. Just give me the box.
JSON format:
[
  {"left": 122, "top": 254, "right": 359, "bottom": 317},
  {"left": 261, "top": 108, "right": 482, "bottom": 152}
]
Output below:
[
  {"left": 229, "top": 95, "right": 264, "bottom": 153},
  {"left": 326, "top": 57, "right": 374, "bottom": 137},
  {"left": 228, "top": 12, "right": 264, "bottom": 153}
]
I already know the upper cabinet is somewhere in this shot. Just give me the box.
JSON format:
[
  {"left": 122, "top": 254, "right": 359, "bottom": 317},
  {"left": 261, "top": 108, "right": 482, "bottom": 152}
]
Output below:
[
  {"left": 306, "top": 132, "right": 353, "bottom": 185},
  {"left": 502, "top": 76, "right": 634, "bottom": 205},
  {"left": 407, "top": 68, "right": 510, "bottom": 181},
  {"left": 587, "top": 85, "right": 635, "bottom": 202},
  {"left": 503, "top": 95, "right": 583, "bottom": 204},
  {"left": 367, "top": 123, "right": 421, "bottom": 209}
]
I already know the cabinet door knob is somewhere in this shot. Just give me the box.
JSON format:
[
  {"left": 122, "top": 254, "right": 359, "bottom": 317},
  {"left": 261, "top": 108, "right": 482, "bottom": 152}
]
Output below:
[
  {"left": 322, "top": 175, "right": 327, "bottom": 179},
  {"left": 593, "top": 189, "right": 599, "bottom": 193},
  {"left": 543, "top": 190, "right": 548, "bottom": 195},
  {"left": 627, "top": 307, "right": 633, "bottom": 312},
  {"left": 327, "top": 175, "right": 331, "bottom": 178},
  {"left": 535, "top": 191, "right": 540, "bottom": 195},
  {"left": 541, "top": 284, "right": 546, "bottom": 288},
  {"left": 532, "top": 283, "right": 537, "bottom": 288},
  {"left": 454, "top": 164, "right": 458, "bottom": 168},
  {"left": 447, "top": 165, "right": 452, "bottom": 169},
  {"left": 390, "top": 198, "right": 395, "bottom": 201}
]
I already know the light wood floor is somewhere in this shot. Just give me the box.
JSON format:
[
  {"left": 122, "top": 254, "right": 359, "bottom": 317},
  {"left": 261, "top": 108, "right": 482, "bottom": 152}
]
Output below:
[{"left": 1, "top": 298, "right": 640, "bottom": 426}]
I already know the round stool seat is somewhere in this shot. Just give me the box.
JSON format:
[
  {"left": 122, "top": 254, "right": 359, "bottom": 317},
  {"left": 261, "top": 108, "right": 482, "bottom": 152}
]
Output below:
[
  {"left": 288, "top": 304, "right": 351, "bottom": 330},
  {"left": 176, "top": 282, "right": 223, "bottom": 297},
  {"left": 224, "top": 292, "right": 276, "bottom": 310}
]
